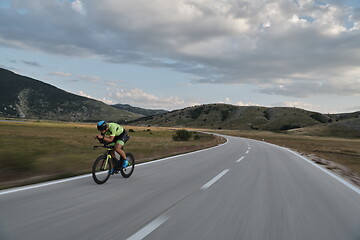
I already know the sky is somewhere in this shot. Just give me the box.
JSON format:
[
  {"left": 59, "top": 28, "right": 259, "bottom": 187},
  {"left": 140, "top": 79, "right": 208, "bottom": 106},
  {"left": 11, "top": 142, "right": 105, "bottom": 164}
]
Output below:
[{"left": 0, "top": 0, "right": 359, "bottom": 113}]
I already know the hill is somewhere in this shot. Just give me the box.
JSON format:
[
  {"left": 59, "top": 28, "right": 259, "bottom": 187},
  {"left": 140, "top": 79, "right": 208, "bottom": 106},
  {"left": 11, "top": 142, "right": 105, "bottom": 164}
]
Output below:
[
  {"left": 131, "top": 103, "right": 360, "bottom": 137},
  {"left": 289, "top": 117, "right": 360, "bottom": 138},
  {"left": 0, "top": 68, "right": 142, "bottom": 122},
  {"left": 112, "top": 103, "right": 168, "bottom": 116}
]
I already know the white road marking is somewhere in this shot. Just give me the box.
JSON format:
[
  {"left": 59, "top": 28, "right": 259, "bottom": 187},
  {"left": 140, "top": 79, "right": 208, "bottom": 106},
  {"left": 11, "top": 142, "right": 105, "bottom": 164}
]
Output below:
[
  {"left": 290, "top": 149, "right": 360, "bottom": 195},
  {"left": 0, "top": 174, "right": 93, "bottom": 196},
  {"left": 201, "top": 169, "right": 230, "bottom": 190},
  {"left": 127, "top": 216, "right": 169, "bottom": 240},
  {"left": 0, "top": 140, "right": 229, "bottom": 196},
  {"left": 236, "top": 156, "right": 245, "bottom": 163},
  {"left": 245, "top": 150, "right": 249, "bottom": 154},
  {"left": 261, "top": 141, "right": 360, "bottom": 196}
]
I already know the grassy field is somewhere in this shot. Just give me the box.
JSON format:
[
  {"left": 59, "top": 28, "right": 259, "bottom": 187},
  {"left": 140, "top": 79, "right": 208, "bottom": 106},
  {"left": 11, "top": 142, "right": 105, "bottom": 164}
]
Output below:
[
  {"left": 1, "top": 120, "right": 358, "bottom": 189},
  {"left": 0, "top": 121, "right": 225, "bottom": 189},
  {"left": 214, "top": 129, "right": 360, "bottom": 177}
]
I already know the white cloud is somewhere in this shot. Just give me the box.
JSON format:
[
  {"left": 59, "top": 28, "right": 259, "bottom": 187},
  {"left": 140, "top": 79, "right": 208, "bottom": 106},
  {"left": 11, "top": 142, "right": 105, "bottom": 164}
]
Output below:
[
  {"left": 276, "top": 101, "right": 318, "bottom": 111},
  {"left": 78, "top": 91, "right": 114, "bottom": 104},
  {"left": 235, "top": 101, "right": 261, "bottom": 107},
  {"left": 1, "top": 0, "right": 360, "bottom": 99},
  {"left": 113, "top": 88, "right": 185, "bottom": 109},
  {"left": 77, "top": 75, "right": 101, "bottom": 82},
  {"left": 49, "top": 71, "right": 71, "bottom": 77},
  {"left": 72, "top": 0, "right": 86, "bottom": 16}
]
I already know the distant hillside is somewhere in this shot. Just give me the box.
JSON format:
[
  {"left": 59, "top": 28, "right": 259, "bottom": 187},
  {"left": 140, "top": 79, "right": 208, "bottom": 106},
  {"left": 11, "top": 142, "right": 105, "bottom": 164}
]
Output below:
[
  {"left": 112, "top": 103, "right": 168, "bottom": 116},
  {"left": 131, "top": 103, "right": 360, "bottom": 137},
  {"left": 0, "top": 68, "right": 142, "bottom": 122},
  {"left": 290, "top": 117, "right": 360, "bottom": 138}
]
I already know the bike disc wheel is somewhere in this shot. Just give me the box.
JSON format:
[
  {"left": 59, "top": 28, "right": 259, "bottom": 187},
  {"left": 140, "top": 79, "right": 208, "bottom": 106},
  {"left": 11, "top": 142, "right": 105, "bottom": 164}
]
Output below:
[
  {"left": 92, "top": 155, "right": 112, "bottom": 184},
  {"left": 120, "top": 153, "right": 135, "bottom": 178}
]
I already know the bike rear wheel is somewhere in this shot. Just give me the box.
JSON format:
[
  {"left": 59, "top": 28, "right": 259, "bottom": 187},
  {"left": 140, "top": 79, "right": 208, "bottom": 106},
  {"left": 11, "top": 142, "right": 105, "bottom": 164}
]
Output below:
[
  {"left": 120, "top": 153, "right": 135, "bottom": 178},
  {"left": 92, "top": 155, "right": 113, "bottom": 184}
]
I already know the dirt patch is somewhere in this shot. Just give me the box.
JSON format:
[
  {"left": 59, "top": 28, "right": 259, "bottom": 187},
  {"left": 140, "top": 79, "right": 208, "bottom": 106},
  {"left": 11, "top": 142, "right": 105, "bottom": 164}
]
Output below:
[{"left": 299, "top": 152, "right": 360, "bottom": 187}]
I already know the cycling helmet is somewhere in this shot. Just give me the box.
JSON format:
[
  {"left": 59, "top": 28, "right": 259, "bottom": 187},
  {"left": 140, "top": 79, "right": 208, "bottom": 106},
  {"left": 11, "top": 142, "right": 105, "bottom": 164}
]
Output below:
[{"left": 97, "top": 121, "right": 108, "bottom": 131}]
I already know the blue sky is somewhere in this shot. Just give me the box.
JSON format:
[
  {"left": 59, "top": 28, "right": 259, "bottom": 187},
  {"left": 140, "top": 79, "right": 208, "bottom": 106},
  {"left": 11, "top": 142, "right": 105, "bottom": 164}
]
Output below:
[{"left": 1, "top": 0, "right": 359, "bottom": 113}]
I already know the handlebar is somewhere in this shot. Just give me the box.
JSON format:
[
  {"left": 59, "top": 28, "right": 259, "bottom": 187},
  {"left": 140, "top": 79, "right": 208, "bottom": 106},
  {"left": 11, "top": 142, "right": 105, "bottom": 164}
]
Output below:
[
  {"left": 93, "top": 144, "right": 114, "bottom": 150},
  {"left": 93, "top": 138, "right": 114, "bottom": 150}
]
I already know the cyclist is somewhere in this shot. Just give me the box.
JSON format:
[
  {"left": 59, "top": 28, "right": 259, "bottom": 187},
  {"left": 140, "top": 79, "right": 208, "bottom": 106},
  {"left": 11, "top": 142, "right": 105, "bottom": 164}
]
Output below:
[{"left": 95, "top": 121, "right": 130, "bottom": 169}]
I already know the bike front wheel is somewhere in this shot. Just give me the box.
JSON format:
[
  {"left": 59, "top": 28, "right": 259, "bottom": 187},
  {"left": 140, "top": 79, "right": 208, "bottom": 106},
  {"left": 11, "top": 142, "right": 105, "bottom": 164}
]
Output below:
[
  {"left": 92, "top": 155, "right": 113, "bottom": 184},
  {"left": 120, "top": 153, "right": 135, "bottom": 178}
]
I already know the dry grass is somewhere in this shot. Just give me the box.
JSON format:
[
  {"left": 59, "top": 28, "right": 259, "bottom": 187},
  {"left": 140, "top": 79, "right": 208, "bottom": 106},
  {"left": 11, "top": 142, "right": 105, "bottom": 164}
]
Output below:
[{"left": 0, "top": 121, "right": 224, "bottom": 189}]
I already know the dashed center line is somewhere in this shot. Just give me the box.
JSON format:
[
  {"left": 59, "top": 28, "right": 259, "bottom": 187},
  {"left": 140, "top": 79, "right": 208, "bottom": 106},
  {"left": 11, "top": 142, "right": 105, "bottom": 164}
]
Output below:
[
  {"left": 127, "top": 216, "right": 169, "bottom": 240},
  {"left": 245, "top": 150, "right": 249, "bottom": 154},
  {"left": 201, "top": 169, "right": 230, "bottom": 190},
  {"left": 129, "top": 168, "right": 231, "bottom": 239},
  {"left": 236, "top": 156, "right": 245, "bottom": 163}
]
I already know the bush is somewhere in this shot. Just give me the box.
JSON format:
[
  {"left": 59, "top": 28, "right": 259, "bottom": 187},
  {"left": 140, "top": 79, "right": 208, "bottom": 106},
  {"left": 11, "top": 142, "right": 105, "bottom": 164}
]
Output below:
[
  {"left": 128, "top": 129, "right": 135, "bottom": 132},
  {"left": 280, "top": 125, "right": 301, "bottom": 130},
  {"left": 173, "top": 129, "right": 192, "bottom": 141},
  {"left": 190, "top": 106, "right": 205, "bottom": 119},
  {"left": 221, "top": 110, "right": 229, "bottom": 121},
  {"left": 310, "top": 113, "right": 328, "bottom": 123}
]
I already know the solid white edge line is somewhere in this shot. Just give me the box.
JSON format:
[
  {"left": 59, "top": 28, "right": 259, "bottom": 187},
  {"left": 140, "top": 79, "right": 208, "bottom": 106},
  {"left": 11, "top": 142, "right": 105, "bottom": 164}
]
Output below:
[
  {"left": 201, "top": 169, "right": 230, "bottom": 190},
  {"left": 0, "top": 138, "right": 229, "bottom": 196},
  {"left": 236, "top": 156, "right": 245, "bottom": 163},
  {"left": 0, "top": 174, "right": 92, "bottom": 196},
  {"left": 259, "top": 140, "right": 360, "bottom": 195},
  {"left": 127, "top": 215, "right": 169, "bottom": 240}
]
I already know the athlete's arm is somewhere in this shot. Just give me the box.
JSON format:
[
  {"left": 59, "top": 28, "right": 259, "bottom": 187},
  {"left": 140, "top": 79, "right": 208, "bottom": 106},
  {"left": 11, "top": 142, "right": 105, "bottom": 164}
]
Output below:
[{"left": 103, "top": 135, "right": 115, "bottom": 142}]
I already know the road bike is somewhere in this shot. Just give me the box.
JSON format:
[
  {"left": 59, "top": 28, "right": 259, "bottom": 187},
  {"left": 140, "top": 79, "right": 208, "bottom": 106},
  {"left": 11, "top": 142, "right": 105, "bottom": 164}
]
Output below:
[{"left": 92, "top": 142, "right": 135, "bottom": 184}]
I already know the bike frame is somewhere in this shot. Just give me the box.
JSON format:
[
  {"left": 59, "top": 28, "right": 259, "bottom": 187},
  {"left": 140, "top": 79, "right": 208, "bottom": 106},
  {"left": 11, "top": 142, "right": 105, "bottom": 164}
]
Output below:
[
  {"left": 94, "top": 145, "right": 118, "bottom": 169},
  {"left": 92, "top": 142, "right": 135, "bottom": 184},
  {"left": 103, "top": 153, "right": 111, "bottom": 170}
]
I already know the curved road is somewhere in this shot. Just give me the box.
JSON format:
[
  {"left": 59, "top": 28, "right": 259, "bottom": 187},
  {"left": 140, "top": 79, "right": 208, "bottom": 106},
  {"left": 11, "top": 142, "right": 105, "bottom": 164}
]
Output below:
[{"left": 1, "top": 135, "right": 359, "bottom": 240}]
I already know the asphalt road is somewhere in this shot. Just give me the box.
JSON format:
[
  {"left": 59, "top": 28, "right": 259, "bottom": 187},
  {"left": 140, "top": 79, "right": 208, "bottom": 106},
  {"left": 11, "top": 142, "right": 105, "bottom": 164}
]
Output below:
[{"left": 1, "top": 135, "right": 359, "bottom": 240}]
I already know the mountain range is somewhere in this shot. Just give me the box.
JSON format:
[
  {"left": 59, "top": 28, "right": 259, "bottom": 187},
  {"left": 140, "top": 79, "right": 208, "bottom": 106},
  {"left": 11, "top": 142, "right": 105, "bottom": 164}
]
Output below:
[
  {"left": 1, "top": 67, "right": 359, "bottom": 137},
  {"left": 130, "top": 104, "right": 360, "bottom": 138},
  {"left": 0, "top": 68, "right": 141, "bottom": 122},
  {"left": 112, "top": 103, "right": 168, "bottom": 116}
]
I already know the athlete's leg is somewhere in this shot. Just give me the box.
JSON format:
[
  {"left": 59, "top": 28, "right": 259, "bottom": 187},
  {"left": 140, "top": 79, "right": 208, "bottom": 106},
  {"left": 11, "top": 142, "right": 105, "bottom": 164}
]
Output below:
[{"left": 114, "top": 142, "right": 126, "bottom": 160}]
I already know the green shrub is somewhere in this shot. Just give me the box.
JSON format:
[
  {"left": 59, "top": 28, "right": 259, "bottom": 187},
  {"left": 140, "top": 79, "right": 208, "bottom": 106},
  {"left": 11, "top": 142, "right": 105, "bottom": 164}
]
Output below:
[
  {"left": 310, "top": 113, "right": 328, "bottom": 123},
  {"left": 280, "top": 125, "right": 301, "bottom": 130},
  {"left": 173, "top": 129, "right": 192, "bottom": 141},
  {"left": 190, "top": 106, "right": 205, "bottom": 119},
  {"left": 221, "top": 110, "right": 229, "bottom": 121}
]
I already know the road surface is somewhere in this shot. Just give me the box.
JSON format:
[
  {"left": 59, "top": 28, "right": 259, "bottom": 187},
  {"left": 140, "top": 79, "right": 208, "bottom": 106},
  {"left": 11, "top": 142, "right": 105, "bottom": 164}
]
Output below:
[{"left": 1, "top": 135, "right": 359, "bottom": 240}]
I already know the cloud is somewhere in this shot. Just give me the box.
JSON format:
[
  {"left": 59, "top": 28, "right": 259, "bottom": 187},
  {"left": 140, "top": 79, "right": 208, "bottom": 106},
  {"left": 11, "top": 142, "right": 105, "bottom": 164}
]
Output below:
[
  {"left": 236, "top": 101, "right": 261, "bottom": 107},
  {"left": 22, "top": 60, "right": 41, "bottom": 67},
  {"left": 112, "top": 88, "right": 186, "bottom": 109},
  {"left": 49, "top": 71, "right": 71, "bottom": 77},
  {"left": 275, "top": 101, "right": 318, "bottom": 111},
  {"left": 219, "top": 97, "right": 260, "bottom": 107},
  {"left": 78, "top": 91, "right": 114, "bottom": 104},
  {"left": 1, "top": 0, "right": 359, "bottom": 98},
  {"left": 77, "top": 75, "right": 101, "bottom": 82},
  {"left": 71, "top": 0, "right": 86, "bottom": 16}
]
